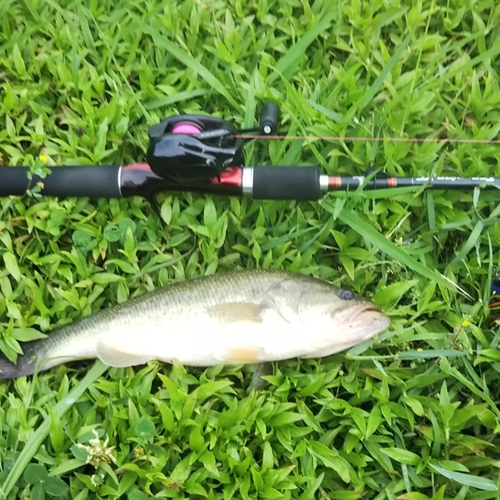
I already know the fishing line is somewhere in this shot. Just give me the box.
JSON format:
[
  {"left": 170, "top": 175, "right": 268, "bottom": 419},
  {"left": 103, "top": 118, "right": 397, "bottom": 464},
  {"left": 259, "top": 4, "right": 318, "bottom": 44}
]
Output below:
[{"left": 234, "top": 134, "right": 500, "bottom": 144}]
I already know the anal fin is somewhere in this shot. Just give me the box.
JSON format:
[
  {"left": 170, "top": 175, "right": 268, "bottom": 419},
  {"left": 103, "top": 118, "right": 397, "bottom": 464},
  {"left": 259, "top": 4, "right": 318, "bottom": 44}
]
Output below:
[{"left": 95, "top": 337, "right": 152, "bottom": 368}]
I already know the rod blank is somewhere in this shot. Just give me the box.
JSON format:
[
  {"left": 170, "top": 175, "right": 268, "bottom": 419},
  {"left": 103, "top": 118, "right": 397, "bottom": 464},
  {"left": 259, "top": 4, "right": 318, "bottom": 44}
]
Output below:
[{"left": 326, "top": 175, "right": 500, "bottom": 191}]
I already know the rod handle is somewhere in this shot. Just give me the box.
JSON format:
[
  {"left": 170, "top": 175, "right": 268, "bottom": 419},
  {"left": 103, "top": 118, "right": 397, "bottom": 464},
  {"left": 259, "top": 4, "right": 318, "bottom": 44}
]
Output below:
[
  {"left": 251, "top": 166, "right": 321, "bottom": 200},
  {"left": 0, "top": 165, "right": 122, "bottom": 198}
]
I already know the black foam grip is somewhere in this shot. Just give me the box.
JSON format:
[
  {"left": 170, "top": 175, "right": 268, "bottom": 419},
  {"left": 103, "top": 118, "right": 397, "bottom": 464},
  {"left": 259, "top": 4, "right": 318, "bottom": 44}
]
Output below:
[
  {"left": 252, "top": 166, "right": 321, "bottom": 200},
  {"left": 0, "top": 165, "right": 122, "bottom": 198}
]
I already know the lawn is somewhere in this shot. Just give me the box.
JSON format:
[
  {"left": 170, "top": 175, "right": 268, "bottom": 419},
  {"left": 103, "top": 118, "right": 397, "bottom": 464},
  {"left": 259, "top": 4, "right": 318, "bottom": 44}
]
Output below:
[{"left": 1, "top": 0, "right": 500, "bottom": 498}]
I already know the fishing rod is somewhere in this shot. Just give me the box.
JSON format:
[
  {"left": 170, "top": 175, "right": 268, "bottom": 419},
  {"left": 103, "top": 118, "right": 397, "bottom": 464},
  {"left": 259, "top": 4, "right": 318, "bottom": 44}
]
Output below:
[
  {"left": 1, "top": 101, "right": 500, "bottom": 215},
  {"left": 4, "top": 101, "right": 500, "bottom": 324}
]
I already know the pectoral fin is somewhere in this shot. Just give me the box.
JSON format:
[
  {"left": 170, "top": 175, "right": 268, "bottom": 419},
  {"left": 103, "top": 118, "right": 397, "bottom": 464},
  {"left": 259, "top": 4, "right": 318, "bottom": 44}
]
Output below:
[
  {"left": 207, "top": 302, "right": 269, "bottom": 323},
  {"left": 95, "top": 337, "right": 152, "bottom": 368},
  {"left": 215, "top": 345, "right": 266, "bottom": 363}
]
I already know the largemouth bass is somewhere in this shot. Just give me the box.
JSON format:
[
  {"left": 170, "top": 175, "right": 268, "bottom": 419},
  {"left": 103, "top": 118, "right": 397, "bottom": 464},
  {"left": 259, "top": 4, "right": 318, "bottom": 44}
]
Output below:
[{"left": 0, "top": 269, "right": 390, "bottom": 380}]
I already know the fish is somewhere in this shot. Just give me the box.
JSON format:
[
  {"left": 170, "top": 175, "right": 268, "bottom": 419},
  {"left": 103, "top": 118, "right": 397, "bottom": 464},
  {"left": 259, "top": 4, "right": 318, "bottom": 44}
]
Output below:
[{"left": 0, "top": 269, "right": 390, "bottom": 380}]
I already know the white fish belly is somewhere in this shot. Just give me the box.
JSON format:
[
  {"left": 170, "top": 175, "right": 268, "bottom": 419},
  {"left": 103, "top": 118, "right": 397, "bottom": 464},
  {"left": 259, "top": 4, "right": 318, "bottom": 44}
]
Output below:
[
  {"left": 95, "top": 308, "right": 321, "bottom": 367},
  {"left": 94, "top": 305, "right": 385, "bottom": 368}
]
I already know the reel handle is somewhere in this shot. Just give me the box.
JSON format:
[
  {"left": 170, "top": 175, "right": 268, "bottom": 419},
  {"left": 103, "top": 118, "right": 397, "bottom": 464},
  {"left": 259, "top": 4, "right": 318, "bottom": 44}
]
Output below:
[{"left": 259, "top": 102, "right": 280, "bottom": 135}]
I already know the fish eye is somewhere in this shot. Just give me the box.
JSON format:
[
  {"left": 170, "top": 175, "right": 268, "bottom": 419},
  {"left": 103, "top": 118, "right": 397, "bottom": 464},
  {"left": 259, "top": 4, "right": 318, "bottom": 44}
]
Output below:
[{"left": 337, "top": 289, "right": 354, "bottom": 300}]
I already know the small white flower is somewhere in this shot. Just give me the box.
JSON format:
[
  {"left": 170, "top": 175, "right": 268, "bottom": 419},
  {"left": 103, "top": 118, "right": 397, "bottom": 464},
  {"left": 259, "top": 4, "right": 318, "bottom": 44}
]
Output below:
[
  {"left": 76, "top": 429, "right": 117, "bottom": 467},
  {"left": 91, "top": 472, "right": 105, "bottom": 487}
]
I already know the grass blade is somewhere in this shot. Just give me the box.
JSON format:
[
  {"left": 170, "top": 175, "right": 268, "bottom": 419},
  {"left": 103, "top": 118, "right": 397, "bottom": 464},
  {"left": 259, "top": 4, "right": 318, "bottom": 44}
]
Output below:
[
  {"left": 0, "top": 362, "right": 109, "bottom": 499},
  {"left": 145, "top": 89, "right": 210, "bottom": 110},
  {"left": 439, "top": 358, "right": 500, "bottom": 418},
  {"left": 447, "top": 219, "right": 484, "bottom": 269},
  {"left": 129, "top": 14, "right": 239, "bottom": 109},
  {"left": 345, "top": 28, "right": 415, "bottom": 123},
  {"left": 424, "top": 36, "right": 500, "bottom": 92},
  {"left": 332, "top": 206, "right": 464, "bottom": 295},
  {"left": 429, "top": 464, "right": 498, "bottom": 492},
  {"left": 272, "top": 11, "right": 338, "bottom": 82}
]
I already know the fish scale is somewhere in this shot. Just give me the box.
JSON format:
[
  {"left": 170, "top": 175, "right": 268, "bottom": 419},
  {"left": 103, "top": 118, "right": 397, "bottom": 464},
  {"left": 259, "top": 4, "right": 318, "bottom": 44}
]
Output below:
[{"left": 0, "top": 269, "right": 391, "bottom": 379}]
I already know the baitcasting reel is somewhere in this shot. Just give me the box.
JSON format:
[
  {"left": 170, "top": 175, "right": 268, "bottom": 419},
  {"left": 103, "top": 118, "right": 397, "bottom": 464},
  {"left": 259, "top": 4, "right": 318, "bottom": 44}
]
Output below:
[{"left": 146, "top": 102, "right": 280, "bottom": 185}]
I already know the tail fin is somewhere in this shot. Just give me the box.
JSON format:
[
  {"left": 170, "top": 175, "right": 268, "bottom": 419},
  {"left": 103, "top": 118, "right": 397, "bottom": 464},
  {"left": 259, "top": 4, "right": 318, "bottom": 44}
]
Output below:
[{"left": 0, "top": 346, "right": 41, "bottom": 380}]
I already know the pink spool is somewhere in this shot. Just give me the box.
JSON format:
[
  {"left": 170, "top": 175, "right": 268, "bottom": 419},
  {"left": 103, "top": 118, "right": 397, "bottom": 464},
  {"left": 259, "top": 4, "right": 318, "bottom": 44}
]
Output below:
[{"left": 172, "top": 123, "right": 202, "bottom": 134}]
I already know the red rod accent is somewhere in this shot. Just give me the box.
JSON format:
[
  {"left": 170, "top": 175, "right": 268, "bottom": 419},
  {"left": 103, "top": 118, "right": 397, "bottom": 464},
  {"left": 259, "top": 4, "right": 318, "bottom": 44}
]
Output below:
[
  {"left": 212, "top": 167, "right": 243, "bottom": 187},
  {"left": 122, "top": 163, "right": 152, "bottom": 172},
  {"left": 328, "top": 176, "right": 342, "bottom": 188}
]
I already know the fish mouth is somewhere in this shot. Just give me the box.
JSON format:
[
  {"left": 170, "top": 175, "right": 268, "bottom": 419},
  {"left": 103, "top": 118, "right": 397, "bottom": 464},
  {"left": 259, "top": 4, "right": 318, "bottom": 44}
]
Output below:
[
  {"left": 339, "top": 302, "right": 390, "bottom": 335},
  {"left": 360, "top": 304, "right": 383, "bottom": 313},
  {"left": 347, "top": 303, "right": 383, "bottom": 319}
]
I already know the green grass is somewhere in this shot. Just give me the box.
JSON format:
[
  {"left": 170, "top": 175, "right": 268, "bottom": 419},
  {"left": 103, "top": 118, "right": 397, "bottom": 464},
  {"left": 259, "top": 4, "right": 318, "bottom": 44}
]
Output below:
[{"left": 1, "top": 0, "right": 500, "bottom": 498}]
